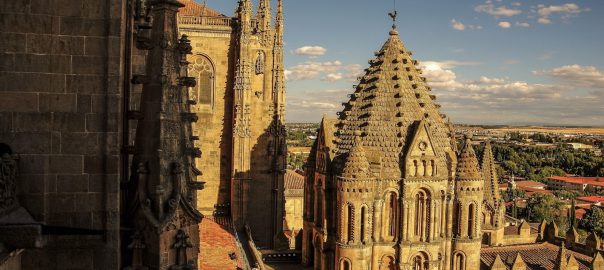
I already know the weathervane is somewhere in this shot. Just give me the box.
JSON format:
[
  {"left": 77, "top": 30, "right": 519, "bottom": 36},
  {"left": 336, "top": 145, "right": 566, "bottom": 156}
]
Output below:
[{"left": 388, "top": 0, "right": 398, "bottom": 27}]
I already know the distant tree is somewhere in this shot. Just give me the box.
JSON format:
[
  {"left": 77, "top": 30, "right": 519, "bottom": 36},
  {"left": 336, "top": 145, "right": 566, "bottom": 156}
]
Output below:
[
  {"left": 553, "top": 190, "right": 583, "bottom": 200},
  {"left": 526, "top": 193, "right": 564, "bottom": 223},
  {"left": 580, "top": 207, "right": 604, "bottom": 236},
  {"left": 509, "top": 132, "right": 525, "bottom": 142},
  {"left": 569, "top": 199, "right": 576, "bottom": 229}
]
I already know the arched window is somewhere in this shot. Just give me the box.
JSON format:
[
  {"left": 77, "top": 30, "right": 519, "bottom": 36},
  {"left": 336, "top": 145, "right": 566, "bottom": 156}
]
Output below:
[
  {"left": 453, "top": 202, "right": 461, "bottom": 237},
  {"left": 468, "top": 204, "right": 475, "bottom": 238},
  {"left": 422, "top": 160, "right": 427, "bottom": 176},
  {"left": 381, "top": 256, "right": 396, "bottom": 270},
  {"left": 412, "top": 252, "right": 429, "bottom": 270},
  {"left": 360, "top": 206, "right": 367, "bottom": 243},
  {"left": 347, "top": 204, "right": 354, "bottom": 243},
  {"left": 188, "top": 55, "right": 214, "bottom": 105},
  {"left": 415, "top": 189, "right": 431, "bottom": 241},
  {"left": 454, "top": 253, "right": 465, "bottom": 270},
  {"left": 387, "top": 192, "right": 398, "bottom": 238},
  {"left": 341, "top": 259, "right": 352, "bottom": 270}
]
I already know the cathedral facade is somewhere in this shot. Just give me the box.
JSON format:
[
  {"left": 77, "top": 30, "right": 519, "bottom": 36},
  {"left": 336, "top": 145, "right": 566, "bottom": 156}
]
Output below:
[
  {"left": 178, "top": 0, "right": 287, "bottom": 248},
  {"left": 302, "top": 25, "right": 504, "bottom": 270}
]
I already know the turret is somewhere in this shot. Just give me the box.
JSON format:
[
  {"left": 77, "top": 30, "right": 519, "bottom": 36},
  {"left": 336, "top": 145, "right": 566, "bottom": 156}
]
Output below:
[
  {"left": 454, "top": 135, "right": 484, "bottom": 239},
  {"left": 335, "top": 131, "right": 373, "bottom": 269},
  {"left": 452, "top": 135, "right": 484, "bottom": 269}
]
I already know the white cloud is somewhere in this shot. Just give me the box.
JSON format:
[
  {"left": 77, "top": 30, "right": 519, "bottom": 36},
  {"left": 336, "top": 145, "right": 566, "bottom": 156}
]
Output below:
[
  {"left": 294, "top": 46, "right": 327, "bottom": 56},
  {"left": 475, "top": 2, "right": 522, "bottom": 17},
  {"left": 323, "top": 73, "right": 343, "bottom": 82},
  {"left": 536, "top": 3, "right": 588, "bottom": 24},
  {"left": 537, "top": 18, "right": 552, "bottom": 24},
  {"left": 534, "top": 65, "right": 604, "bottom": 89},
  {"left": 416, "top": 62, "right": 604, "bottom": 125},
  {"left": 516, "top": 22, "right": 530, "bottom": 27},
  {"left": 285, "top": 60, "right": 341, "bottom": 81},
  {"left": 498, "top": 21, "right": 512, "bottom": 28},
  {"left": 451, "top": 19, "right": 466, "bottom": 31},
  {"left": 285, "top": 61, "right": 363, "bottom": 82}
]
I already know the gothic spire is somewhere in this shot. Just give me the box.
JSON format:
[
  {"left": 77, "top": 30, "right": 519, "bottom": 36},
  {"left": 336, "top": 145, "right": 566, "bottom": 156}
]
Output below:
[
  {"left": 275, "top": 0, "right": 284, "bottom": 45},
  {"left": 482, "top": 140, "right": 501, "bottom": 204},
  {"left": 127, "top": 0, "right": 203, "bottom": 268},
  {"left": 256, "top": 0, "right": 272, "bottom": 32},
  {"left": 238, "top": 0, "right": 253, "bottom": 35}
]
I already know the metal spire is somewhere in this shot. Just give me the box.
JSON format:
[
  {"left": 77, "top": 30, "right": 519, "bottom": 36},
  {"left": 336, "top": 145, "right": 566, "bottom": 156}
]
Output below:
[{"left": 388, "top": 0, "right": 398, "bottom": 28}]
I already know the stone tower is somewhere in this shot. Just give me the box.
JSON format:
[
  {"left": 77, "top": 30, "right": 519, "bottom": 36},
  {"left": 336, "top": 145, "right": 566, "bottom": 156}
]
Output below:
[
  {"left": 481, "top": 141, "right": 505, "bottom": 245},
  {"left": 303, "top": 22, "right": 472, "bottom": 269},
  {"left": 178, "top": 0, "right": 287, "bottom": 248},
  {"left": 302, "top": 21, "right": 493, "bottom": 269},
  {"left": 124, "top": 0, "right": 204, "bottom": 269},
  {"left": 452, "top": 136, "right": 484, "bottom": 270}
]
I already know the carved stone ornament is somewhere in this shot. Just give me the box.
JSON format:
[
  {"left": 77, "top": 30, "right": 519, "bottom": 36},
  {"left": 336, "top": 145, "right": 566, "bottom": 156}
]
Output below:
[
  {"left": 170, "top": 230, "right": 195, "bottom": 270},
  {"left": 0, "top": 151, "right": 19, "bottom": 216}
]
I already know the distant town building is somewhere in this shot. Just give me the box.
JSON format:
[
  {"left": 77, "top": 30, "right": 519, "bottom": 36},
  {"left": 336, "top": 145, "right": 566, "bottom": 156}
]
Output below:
[
  {"left": 284, "top": 170, "right": 304, "bottom": 232},
  {"left": 547, "top": 176, "right": 604, "bottom": 193}
]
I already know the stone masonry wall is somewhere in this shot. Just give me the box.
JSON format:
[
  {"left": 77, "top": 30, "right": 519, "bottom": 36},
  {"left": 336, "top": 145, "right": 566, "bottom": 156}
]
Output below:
[{"left": 0, "top": 0, "right": 124, "bottom": 269}]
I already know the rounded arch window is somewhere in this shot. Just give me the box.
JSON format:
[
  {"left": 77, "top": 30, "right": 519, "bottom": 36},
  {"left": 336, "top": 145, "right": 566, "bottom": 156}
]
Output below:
[
  {"left": 188, "top": 55, "right": 214, "bottom": 105},
  {"left": 412, "top": 252, "right": 429, "bottom": 270}
]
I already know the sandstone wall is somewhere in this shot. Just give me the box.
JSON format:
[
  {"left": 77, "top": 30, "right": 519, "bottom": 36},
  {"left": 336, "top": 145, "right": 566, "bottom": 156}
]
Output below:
[{"left": 0, "top": 0, "right": 124, "bottom": 268}]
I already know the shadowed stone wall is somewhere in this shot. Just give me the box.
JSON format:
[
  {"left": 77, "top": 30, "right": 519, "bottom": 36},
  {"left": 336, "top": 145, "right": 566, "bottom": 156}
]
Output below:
[{"left": 0, "top": 0, "right": 124, "bottom": 269}]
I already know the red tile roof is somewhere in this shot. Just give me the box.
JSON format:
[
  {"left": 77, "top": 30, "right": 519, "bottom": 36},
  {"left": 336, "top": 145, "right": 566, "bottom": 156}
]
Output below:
[
  {"left": 179, "top": 0, "right": 224, "bottom": 17},
  {"left": 481, "top": 242, "right": 592, "bottom": 270},
  {"left": 577, "top": 196, "right": 604, "bottom": 204},
  {"left": 516, "top": 180, "right": 547, "bottom": 189},
  {"left": 199, "top": 216, "right": 245, "bottom": 270},
  {"left": 521, "top": 186, "right": 553, "bottom": 194},
  {"left": 285, "top": 170, "right": 304, "bottom": 190},
  {"left": 548, "top": 176, "right": 604, "bottom": 187}
]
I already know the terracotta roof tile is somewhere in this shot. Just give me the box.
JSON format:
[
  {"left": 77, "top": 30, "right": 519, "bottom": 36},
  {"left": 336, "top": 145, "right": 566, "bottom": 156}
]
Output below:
[
  {"left": 548, "top": 176, "right": 604, "bottom": 187},
  {"left": 577, "top": 196, "right": 604, "bottom": 204},
  {"left": 285, "top": 170, "right": 304, "bottom": 190},
  {"left": 199, "top": 216, "right": 245, "bottom": 270},
  {"left": 481, "top": 242, "right": 592, "bottom": 270},
  {"left": 179, "top": 0, "right": 224, "bottom": 17}
]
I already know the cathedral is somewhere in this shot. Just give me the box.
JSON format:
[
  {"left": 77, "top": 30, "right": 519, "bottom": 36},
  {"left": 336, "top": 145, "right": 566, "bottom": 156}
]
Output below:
[
  {"left": 178, "top": 0, "right": 287, "bottom": 249},
  {"left": 301, "top": 23, "right": 604, "bottom": 270},
  {"left": 2, "top": 0, "right": 604, "bottom": 269}
]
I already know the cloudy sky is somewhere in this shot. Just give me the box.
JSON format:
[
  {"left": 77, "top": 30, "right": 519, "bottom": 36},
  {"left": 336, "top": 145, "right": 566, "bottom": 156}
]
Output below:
[{"left": 203, "top": 0, "right": 604, "bottom": 126}]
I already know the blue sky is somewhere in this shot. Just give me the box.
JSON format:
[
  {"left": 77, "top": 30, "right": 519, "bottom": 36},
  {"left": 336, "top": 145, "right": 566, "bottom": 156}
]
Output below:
[{"left": 202, "top": 0, "right": 604, "bottom": 125}]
